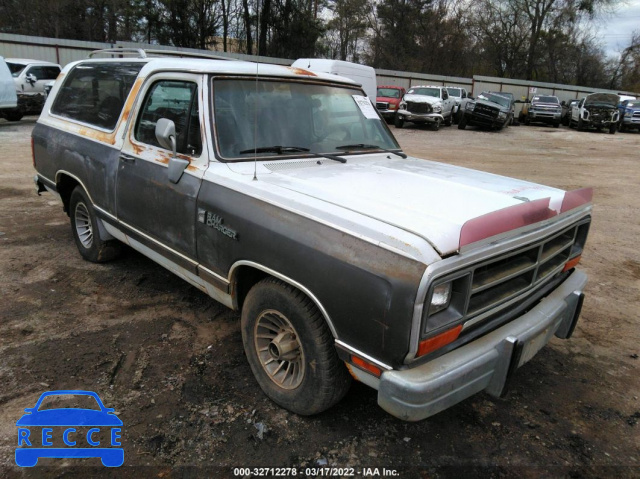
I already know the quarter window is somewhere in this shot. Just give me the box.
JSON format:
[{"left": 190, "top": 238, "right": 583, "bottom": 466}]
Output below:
[
  {"left": 51, "top": 62, "right": 142, "bottom": 130},
  {"left": 134, "top": 80, "right": 202, "bottom": 157}
]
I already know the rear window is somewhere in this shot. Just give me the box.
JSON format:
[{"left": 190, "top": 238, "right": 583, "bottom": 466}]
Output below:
[{"left": 51, "top": 62, "right": 143, "bottom": 130}]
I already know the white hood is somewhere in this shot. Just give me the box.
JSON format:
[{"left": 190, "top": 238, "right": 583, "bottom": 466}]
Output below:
[
  {"left": 255, "top": 155, "right": 570, "bottom": 256},
  {"left": 403, "top": 94, "right": 441, "bottom": 105}
]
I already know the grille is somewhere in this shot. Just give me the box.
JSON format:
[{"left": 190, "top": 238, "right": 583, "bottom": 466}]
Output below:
[
  {"left": 376, "top": 102, "right": 389, "bottom": 110},
  {"left": 474, "top": 104, "right": 499, "bottom": 118},
  {"left": 406, "top": 102, "right": 432, "bottom": 114},
  {"left": 634, "top": 112, "right": 640, "bottom": 118},
  {"left": 424, "top": 219, "right": 590, "bottom": 336}
]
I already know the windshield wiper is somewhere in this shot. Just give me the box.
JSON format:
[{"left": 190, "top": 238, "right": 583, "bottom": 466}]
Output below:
[
  {"left": 336, "top": 144, "right": 407, "bottom": 159},
  {"left": 238, "top": 146, "right": 346, "bottom": 163}
]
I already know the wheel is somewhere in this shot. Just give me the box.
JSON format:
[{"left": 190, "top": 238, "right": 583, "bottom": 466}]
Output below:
[
  {"left": 609, "top": 123, "right": 617, "bottom": 134},
  {"left": 444, "top": 112, "right": 452, "bottom": 126},
  {"left": 241, "top": 278, "right": 351, "bottom": 415},
  {"left": 524, "top": 116, "right": 531, "bottom": 125},
  {"left": 554, "top": 122, "right": 560, "bottom": 128},
  {"left": 458, "top": 114, "right": 467, "bottom": 130},
  {"left": 394, "top": 114, "right": 404, "bottom": 129},
  {"left": 6, "top": 110, "right": 23, "bottom": 121},
  {"left": 432, "top": 119, "right": 441, "bottom": 131},
  {"left": 455, "top": 109, "right": 463, "bottom": 124},
  {"left": 577, "top": 117, "right": 584, "bottom": 131},
  {"left": 618, "top": 122, "right": 625, "bottom": 132},
  {"left": 69, "top": 186, "right": 121, "bottom": 263}
]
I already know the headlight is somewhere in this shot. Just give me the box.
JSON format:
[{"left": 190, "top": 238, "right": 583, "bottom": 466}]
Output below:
[
  {"left": 399, "top": 102, "right": 406, "bottom": 110},
  {"left": 433, "top": 103, "right": 442, "bottom": 113},
  {"left": 389, "top": 103, "right": 397, "bottom": 109},
  {"left": 466, "top": 102, "right": 475, "bottom": 111},
  {"left": 498, "top": 111, "right": 507, "bottom": 119},
  {"left": 429, "top": 283, "right": 452, "bottom": 315},
  {"left": 625, "top": 111, "right": 632, "bottom": 118}
]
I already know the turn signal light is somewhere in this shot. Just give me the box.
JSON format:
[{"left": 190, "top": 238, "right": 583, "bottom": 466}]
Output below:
[
  {"left": 351, "top": 356, "right": 382, "bottom": 377},
  {"left": 417, "top": 325, "right": 463, "bottom": 358},
  {"left": 563, "top": 255, "right": 582, "bottom": 272}
]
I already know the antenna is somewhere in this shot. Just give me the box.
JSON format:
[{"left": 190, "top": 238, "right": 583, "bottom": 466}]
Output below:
[{"left": 253, "top": 0, "right": 261, "bottom": 181}]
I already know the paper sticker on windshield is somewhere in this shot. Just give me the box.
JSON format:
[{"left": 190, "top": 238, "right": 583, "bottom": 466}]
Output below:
[{"left": 352, "top": 95, "right": 380, "bottom": 120}]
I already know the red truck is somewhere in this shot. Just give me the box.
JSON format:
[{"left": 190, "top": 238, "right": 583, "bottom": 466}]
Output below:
[{"left": 376, "top": 85, "right": 406, "bottom": 122}]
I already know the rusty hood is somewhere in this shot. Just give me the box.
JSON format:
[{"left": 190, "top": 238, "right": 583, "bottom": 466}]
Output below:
[{"left": 256, "top": 155, "right": 588, "bottom": 256}]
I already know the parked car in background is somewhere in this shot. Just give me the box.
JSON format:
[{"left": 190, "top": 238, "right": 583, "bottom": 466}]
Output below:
[
  {"left": 395, "top": 85, "right": 455, "bottom": 130},
  {"left": 5, "top": 58, "right": 61, "bottom": 118},
  {"left": 0, "top": 56, "right": 19, "bottom": 121},
  {"left": 291, "top": 59, "right": 376, "bottom": 100},
  {"left": 521, "top": 95, "right": 562, "bottom": 127},
  {"left": 458, "top": 91, "right": 512, "bottom": 130},
  {"left": 618, "top": 99, "right": 640, "bottom": 132},
  {"left": 561, "top": 99, "right": 579, "bottom": 125},
  {"left": 376, "top": 85, "right": 406, "bottom": 122},
  {"left": 569, "top": 93, "right": 620, "bottom": 134},
  {"left": 445, "top": 86, "right": 470, "bottom": 123}
]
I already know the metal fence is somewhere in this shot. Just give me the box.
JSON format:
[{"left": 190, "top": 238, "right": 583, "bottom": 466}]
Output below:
[{"left": 2, "top": 32, "right": 638, "bottom": 107}]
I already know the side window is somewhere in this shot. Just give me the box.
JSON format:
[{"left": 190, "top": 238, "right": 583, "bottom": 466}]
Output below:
[
  {"left": 51, "top": 62, "right": 143, "bottom": 130},
  {"left": 43, "top": 67, "right": 61, "bottom": 80},
  {"left": 26, "top": 66, "right": 44, "bottom": 80},
  {"left": 134, "top": 80, "right": 202, "bottom": 157}
]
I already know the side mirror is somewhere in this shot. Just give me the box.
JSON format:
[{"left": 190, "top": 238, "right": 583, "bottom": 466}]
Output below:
[
  {"left": 155, "top": 118, "right": 189, "bottom": 184},
  {"left": 26, "top": 73, "right": 37, "bottom": 85}
]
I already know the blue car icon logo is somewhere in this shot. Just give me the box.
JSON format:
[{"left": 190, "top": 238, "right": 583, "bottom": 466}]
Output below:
[{"left": 16, "top": 390, "right": 123, "bottom": 467}]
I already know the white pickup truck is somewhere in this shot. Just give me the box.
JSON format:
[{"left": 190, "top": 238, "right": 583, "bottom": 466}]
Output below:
[
  {"left": 394, "top": 85, "right": 456, "bottom": 130},
  {"left": 33, "top": 50, "right": 592, "bottom": 421}
]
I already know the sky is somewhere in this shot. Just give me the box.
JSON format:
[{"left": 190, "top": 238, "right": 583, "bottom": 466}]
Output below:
[{"left": 597, "top": 0, "right": 640, "bottom": 57}]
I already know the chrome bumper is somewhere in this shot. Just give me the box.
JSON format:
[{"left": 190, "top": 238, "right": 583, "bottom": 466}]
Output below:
[
  {"left": 397, "top": 110, "right": 444, "bottom": 123},
  {"left": 378, "top": 270, "right": 587, "bottom": 421}
]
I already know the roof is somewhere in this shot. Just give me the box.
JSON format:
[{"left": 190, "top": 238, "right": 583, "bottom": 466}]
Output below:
[
  {"left": 5, "top": 58, "right": 60, "bottom": 67},
  {"left": 378, "top": 85, "right": 404, "bottom": 89},
  {"left": 62, "top": 57, "right": 359, "bottom": 86},
  {"left": 409, "top": 85, "right": 443, "bottom": 89}
]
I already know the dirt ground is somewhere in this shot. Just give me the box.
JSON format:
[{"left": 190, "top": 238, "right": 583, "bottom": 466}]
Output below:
[{"left": 0, "top": 117, "right": 639, "bottom": 478}]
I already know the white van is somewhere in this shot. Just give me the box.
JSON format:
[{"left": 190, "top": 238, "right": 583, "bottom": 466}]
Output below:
[
  {"left": 292, "top": 59, "right": 377, "bottom": 100},
  {"left": 0, "top": 57, "right": 19, "bottom": 121}
]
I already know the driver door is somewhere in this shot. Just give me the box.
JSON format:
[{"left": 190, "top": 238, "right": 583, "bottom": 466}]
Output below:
[{"left": 116, "top": 73, "right": 208, "bottom": 273}]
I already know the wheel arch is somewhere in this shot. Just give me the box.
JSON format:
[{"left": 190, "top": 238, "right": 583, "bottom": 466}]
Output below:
[
  {"left": 55, "top": 170, "right": 90, "bottom": 216},
  {"left": 230, "top": 260, "right": 338, "bottom": 338}
]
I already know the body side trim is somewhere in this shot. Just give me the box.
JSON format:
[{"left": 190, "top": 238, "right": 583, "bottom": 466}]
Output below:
[
  {"left": 229, "top": 260, "right": 338, "bottom": 338},
  {"left": 336, "top": 340, "right": 393, "bottom": 371}
]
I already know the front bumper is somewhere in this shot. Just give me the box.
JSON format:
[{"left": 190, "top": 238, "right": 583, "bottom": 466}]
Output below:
[
  {"left": 622, "top": 117, "right": 640, "bottom": 128},
  {"left": 530, "top": 111, "right": 561, "bottom": 123},
  {"left": 377, "top": 270, "right": 587, "bottom": 421},
  {"left": 397, "top": 110, "right": 444, "bottom": 123},
  {"left": 378, "top": 108, "right": 398, "bottom": 119}
]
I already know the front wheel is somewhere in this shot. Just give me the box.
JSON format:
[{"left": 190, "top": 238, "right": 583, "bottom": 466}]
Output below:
[
  {"left": 432, "top": 119, "right": 441, "bottom": 131},
  {"left": 458, "top": 114, "right": 467, "bottom": 130},
  {"left": 241, "top": 278, "right": 351, "bottom": 416},
  {"left": 69, "top": 187, "right": 121, "bottom": 263},
  {"left": 394, "top": 114, "right": 404, "bottom": 129},
  {"left": 444, "top": 112, "right": 452, "bottom": 126},
  {"left": 609, "top": 123, "right": 617, "bottom": 134}
]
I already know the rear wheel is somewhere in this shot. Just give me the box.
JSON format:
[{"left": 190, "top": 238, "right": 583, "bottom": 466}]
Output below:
[
  {"left": 241, "top": 278, "right": 351, "bottom": 415},
  {"left": 5, "top": 110, "right": 23, "bottom": 122},
  {"left": 69, "top": 187, "right": 121, "bottom": 263}
]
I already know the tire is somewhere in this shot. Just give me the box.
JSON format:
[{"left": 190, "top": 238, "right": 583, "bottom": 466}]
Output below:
[
  {"left": 458, "top": 114, "right": 467, "bottom": 130},
  {"left": 524, "top": 116, "right": 531, "bottom": 126},
  {"left": 432, "top": 119, "right": 441, "bottom": 131},
  {"left": 577, "top": 117, "right": 584, "bottom": 131},
  {"left": 241, "top": 278, "right": 351, "bottom": 416},
  {"left": 619, "top": 122, "right": 625, "bottom": 132},
  {"left": 444, "top": 112, "right": 452, "bottom": 126},
  {"left": 394, "top": 114, "right": 404, "bottom": 129},
  {"left": 6, "top": 111, "right": 23, "bottom": 122},
  {"left": 609, "top": 123, "right": 617, "bottom": 134},
  {"left": 69, "top": 186, "right": 121, "bottom": 263},
  {"left": 554, "top": 122, "right": 560, "bottom": 128}
]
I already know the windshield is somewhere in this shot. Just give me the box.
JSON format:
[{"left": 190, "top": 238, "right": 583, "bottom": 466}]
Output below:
[
  {"left": 7, "top": 62, "right": 26, "bottom": 77},
  {"left": 478, "top": 92, "right": 510, "bottom": 108},
  {"left": 377, "top": 88, "right": 401, "bottom": 98},
  {"left": 446, "top": 88, "right": 462, "bottom": 97},
  {"left": 407, "top": 87, "right": 440, "bottom": 97},
  {"left": 532, "top": 96, "right": 559, "bottom": 104},
  {"left": 213, "top": 79, "right": 400, "bottom": 161}
]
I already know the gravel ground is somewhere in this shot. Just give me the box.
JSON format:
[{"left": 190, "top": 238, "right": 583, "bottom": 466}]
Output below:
[{"left": 0, "top": 117, "right": 639, "bottom": 478}]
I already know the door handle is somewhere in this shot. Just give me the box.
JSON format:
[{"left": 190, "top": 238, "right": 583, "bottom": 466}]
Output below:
[{"left": 119, "top": 153, "right": 136, "bottom": 163}]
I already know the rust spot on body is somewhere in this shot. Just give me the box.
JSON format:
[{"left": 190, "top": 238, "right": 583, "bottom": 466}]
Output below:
[{"left": 287, "top": 67, "right": 317, "bottom": 77}]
